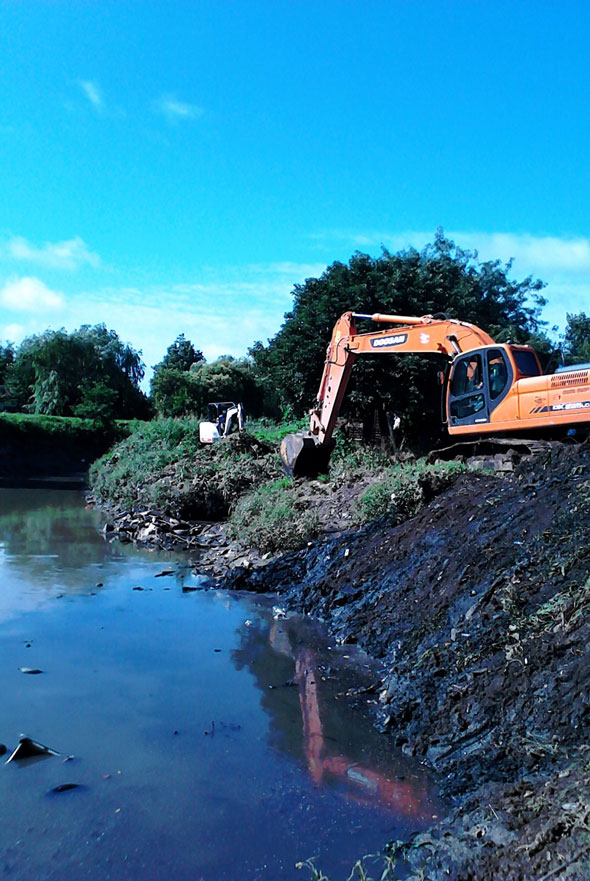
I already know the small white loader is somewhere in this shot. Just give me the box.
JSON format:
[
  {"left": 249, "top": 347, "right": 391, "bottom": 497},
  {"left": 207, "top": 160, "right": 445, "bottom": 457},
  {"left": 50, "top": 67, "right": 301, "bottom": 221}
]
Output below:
[{"left": 199, "top": 401, "right": 245, "bottom": 444}]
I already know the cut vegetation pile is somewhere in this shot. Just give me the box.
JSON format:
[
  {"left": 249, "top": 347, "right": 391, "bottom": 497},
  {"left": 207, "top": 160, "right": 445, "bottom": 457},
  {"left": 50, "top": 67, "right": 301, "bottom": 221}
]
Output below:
[
  {"left": 90, "top": 419, "right": 467, "bottom": 559},
  {"left": 90, "top": 419, "right": 281, "bottom": 520}
]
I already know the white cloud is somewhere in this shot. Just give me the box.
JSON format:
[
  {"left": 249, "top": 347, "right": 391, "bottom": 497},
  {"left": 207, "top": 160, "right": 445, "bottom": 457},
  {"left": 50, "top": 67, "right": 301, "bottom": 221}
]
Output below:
[
  {"left": 4, "top": 235, "right": 100, "bottom": 271},
  {"left": 0, "top": 261, "right": 325, "bottom": 376},
  {"left": 1, "top": 323, "right": 25, "bottom": 342},
  {"left": 0, "top": 277, "right": 64, "bottom": 312},
  {"left": 253, "top": 261, "right": 327, "bottom": 278},
  {"left": 155, "top": 95, "right": 204, "bottom": 123},
  {"left": 314, "top": 229, "right": 590, "bottom": 273},
  {"left": 47, "top": 261, "right": 326, "bottom": 386},
  {"left": 79, "top": 80, "right": 103, "bottom": 110},
  {"left": 441, "top": 233, "right": 590, "bottom": 275}
]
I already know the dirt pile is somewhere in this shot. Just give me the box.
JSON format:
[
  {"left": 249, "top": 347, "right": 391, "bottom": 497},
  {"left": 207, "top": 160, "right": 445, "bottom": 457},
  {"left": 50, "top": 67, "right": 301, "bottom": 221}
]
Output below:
[
  {"left": 223, "top": 441, "right": 590, "bottom": 879},
  {"left": 94, "top": 432, "right": 590, "bottom": 877}
]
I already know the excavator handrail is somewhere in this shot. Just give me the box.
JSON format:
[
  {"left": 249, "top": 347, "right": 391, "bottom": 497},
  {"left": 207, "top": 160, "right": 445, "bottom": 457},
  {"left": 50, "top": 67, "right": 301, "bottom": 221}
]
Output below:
[{"left": 352, "top": 312, "right": 430, "bottom": 325}]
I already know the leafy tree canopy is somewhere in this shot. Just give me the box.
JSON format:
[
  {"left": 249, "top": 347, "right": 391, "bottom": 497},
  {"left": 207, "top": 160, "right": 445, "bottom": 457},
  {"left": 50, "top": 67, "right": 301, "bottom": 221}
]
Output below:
[
  {"left": 0, "top": 342, "right": 14, "bottom": 385},
  {"left": 155, "top": 334, "right": 204, "bottom": 373},
  {"left": 151, "top": 355, "right": 269, "bottom": 418},
  {"left": 72, "top": 380, "right": 120, "bottom": 426},
  {"left": 2, "top": 325, "right": 148, "bottom": 419},
  {"left": 250, "top": 230, "right": 551, "bottom": 445},
  {"left": 563, "top": 312, "right": 590, "bottom": 365}
]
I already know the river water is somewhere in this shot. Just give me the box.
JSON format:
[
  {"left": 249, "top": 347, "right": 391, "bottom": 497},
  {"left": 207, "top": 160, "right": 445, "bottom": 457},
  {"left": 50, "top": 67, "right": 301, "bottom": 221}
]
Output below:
[{"left": 0, "top": 489, "right": 443, "bottom": 881}]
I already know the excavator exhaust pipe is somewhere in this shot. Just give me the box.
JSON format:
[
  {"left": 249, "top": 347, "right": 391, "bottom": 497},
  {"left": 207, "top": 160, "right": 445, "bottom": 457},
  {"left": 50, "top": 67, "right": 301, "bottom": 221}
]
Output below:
[{"left": 280, "top": 434, "right": 335, "bottom": 478}]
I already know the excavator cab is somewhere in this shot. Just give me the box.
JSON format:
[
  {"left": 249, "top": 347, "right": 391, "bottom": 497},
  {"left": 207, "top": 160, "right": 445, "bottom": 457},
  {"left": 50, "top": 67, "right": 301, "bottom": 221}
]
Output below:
[{"left": 446, "top": 345, "right": 541, "bottom": 430}]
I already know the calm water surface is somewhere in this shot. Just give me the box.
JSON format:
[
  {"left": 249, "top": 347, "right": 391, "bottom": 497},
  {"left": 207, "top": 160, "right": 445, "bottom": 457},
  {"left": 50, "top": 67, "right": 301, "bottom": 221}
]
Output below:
[{"left": 0, "top": 489, "right": 443, "bottom": 880}]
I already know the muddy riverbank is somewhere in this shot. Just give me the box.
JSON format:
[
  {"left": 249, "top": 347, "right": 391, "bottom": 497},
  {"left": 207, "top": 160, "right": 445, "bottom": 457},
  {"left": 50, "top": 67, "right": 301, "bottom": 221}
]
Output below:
[
  {"left": 1, "top": 489, "right": 446, "bottom": 881},
  {"left": 224, "top": 441, "right": 590, "bottom": 880},
  {"left": 96, "top": 440, "right": 590, "bottom": 879}
]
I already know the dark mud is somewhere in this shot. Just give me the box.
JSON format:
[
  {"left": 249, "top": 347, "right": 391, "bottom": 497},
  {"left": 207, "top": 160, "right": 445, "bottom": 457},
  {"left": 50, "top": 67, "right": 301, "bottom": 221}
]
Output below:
[
  {"left": 221, "top": 442, "right": 590, "bottom": 880},
  {"left": 97, "top": 441, "right": 590, "bottom": 879}
]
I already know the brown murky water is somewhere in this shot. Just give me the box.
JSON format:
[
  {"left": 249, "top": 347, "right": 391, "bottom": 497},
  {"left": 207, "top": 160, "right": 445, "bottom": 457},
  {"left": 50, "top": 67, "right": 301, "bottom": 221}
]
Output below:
[{"left": 0, "top": 489, "right": 443, "bottom": 880}]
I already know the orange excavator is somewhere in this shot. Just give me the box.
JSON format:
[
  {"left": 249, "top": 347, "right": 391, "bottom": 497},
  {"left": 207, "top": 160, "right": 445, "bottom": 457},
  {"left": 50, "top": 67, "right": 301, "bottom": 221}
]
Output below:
[{"left": 281, "top": 311, "right": 590, "bottom": 476}]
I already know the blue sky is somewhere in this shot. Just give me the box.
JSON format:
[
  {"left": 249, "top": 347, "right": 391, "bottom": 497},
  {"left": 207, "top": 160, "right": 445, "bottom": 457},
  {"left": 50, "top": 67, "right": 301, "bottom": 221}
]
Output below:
[{"left": 1, "top": 0, "right": 589, "bottom": 383}]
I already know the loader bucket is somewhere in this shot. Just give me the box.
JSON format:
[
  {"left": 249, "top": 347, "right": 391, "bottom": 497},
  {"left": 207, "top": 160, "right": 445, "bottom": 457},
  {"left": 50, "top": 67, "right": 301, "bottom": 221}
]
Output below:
[{"left": 280, "top": 434, "right": 335, "bottom": 478}]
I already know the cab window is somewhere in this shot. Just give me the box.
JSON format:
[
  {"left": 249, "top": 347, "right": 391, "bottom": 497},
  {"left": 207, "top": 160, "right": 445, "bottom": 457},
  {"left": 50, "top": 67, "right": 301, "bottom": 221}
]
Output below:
[
  {"left": 450, "top": 393, "right": 486, "bottom": 420},
  {"left": 512, "top": 350, "right": 540, "bottom": 377},
  {"left": 487, "top": 349, "right": 509, "bottom": 400},
  {"left": 450, "top": 354, "right": 484, "bottom": 397}
]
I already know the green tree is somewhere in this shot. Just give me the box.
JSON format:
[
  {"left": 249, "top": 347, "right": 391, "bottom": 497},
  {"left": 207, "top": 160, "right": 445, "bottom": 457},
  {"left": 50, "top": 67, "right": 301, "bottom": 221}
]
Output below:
[
  {"left": 3, "top": 326, "right": 148, "bottom": 418},
  {"left": 72, "top": 380, "right": 119, "bottom": 426},
  {"left": 151, "top": 354, "right": 268, "bottom": 418},
  {"left": 150, "top": 335, "right": 206, "bottom": 416},
  {"left": 75, "top": 324, "right": 148, "bottom": 416},
  {"left": 251, "top": 231, "right": 551, "bottom": 445},
  {"left": 0, "top": 343, "right": 15, "bottom": 410},
  {"left": 563, "top": 312, "right": 590, "bottom": 364},
  {"left": 0, "top": 343, "right": 14, "bottom": 378},
  {"left": 156, "top": 334, "right": 204, "bottom": 372},
  {"left": 150, "top": 368, "right": 196, "bottom": 417},
  {"left": 189, "top": 356, "right": 266, "bottom": 416}
]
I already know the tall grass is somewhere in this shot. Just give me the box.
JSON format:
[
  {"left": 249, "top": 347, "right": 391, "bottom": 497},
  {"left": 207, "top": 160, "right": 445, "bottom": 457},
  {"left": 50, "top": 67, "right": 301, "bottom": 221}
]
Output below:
[
  {"left": 89, "top": 418, "right": 281, "bottom": 518},
  {"left": 228, "top": 477, "right": 320, "bottom": 553},
  {"left": 355, "top": 459, "right": 466, "bottom": 525}
]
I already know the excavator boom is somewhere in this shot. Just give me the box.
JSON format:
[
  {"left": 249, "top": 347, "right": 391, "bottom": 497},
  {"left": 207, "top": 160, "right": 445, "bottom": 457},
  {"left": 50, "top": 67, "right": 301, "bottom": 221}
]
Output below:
[
  {"left": 281, "top": 309, "right": 590, "bottom": 477},
  {"left": 308, "top": 312, "right": 494, "bottom": 445},
  {"left": 281, "top": 311, "right": 495, "bottom": 476}
]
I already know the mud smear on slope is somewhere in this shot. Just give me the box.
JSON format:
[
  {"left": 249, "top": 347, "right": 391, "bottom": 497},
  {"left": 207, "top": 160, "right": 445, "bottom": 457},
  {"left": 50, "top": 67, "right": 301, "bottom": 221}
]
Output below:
[{"left": 225, "top": 442, "right": 590, "bottom": 880}]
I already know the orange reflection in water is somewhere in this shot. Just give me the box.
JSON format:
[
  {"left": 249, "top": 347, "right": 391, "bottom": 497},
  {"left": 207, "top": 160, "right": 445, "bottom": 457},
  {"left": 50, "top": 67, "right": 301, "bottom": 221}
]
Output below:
[{"left": 270, "top": 622, "right": 436, "bottom": 822}]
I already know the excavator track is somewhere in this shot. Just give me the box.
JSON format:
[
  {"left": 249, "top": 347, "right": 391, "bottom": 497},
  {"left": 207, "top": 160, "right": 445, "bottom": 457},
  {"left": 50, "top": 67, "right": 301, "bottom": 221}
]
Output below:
[{"left": 426, "top": 434, "right": 585, "bottom": 465}]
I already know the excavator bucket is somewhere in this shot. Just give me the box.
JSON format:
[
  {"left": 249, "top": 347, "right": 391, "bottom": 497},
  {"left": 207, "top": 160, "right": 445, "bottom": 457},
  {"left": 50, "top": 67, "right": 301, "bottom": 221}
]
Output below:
[{"left": 280, "top": 434, "right": 334, "bottom": 478}]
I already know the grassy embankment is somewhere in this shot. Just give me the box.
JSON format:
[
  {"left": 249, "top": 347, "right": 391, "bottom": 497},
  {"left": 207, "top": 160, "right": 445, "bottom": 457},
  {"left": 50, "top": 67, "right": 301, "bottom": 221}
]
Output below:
[
  {"left": 89, "top": 416, "right": 465, "bottom": 548},
  {"left": 0, "top": 412, "right": 131, "bottom": 479}
]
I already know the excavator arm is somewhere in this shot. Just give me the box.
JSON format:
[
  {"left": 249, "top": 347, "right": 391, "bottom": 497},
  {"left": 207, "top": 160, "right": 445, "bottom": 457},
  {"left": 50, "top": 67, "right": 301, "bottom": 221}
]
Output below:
[{"left": 281, "top": 311, "right": 495, "bottom": 476}]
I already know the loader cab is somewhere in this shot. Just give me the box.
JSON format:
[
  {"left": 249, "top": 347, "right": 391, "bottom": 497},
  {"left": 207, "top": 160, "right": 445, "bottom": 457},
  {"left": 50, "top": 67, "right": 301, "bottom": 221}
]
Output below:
[
  {"left": 446, "top": 345, "right": 541, "bottom": 428},
  {"left": 206, "top": 401, "right": 232, "bottom": 428},
  {"left": 207, "top": 401, "right": 242, "bottom": 435},
  {"left": 199, "top": 401, "right": 244, "bottom": 444}
]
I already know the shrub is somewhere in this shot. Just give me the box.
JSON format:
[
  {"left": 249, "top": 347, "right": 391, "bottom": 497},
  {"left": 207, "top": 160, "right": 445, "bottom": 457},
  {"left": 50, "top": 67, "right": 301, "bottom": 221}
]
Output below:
[
  {"left": 246, "top": 416, "right": 308, "bottom": 445},
  {"left": 355, "top": 459, "right": 466, "bottom": 525},
  {"left": 228, "top": 478, "right": 320, "bottom": 553},
  {"left": 89, "top": 420, "right": 281, "bottom": 519},
  {"left": 0, "top": 411, "right": 128, "bottom": 447},
  {"left": 330, "top": 443, "right": 393, "bottom": 482}
]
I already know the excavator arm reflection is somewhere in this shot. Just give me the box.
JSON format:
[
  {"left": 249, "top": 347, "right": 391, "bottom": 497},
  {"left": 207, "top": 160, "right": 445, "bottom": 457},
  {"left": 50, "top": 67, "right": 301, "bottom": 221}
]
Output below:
[{"left": 269, "top": 621, "right": 437, "bottom": 821}]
